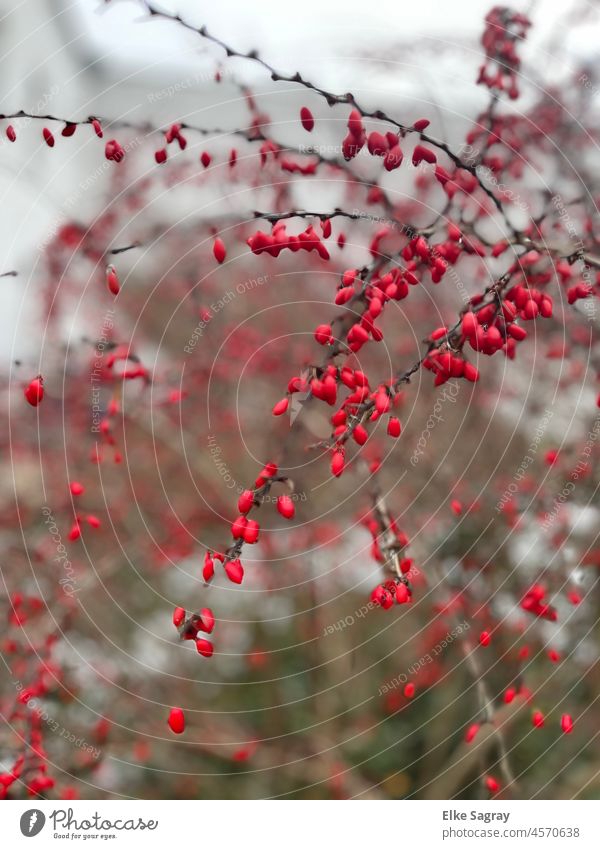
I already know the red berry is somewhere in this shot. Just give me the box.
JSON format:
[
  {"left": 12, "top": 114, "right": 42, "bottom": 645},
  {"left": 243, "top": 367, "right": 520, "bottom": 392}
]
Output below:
[
  {"left": 465, "top": 723, "right": 480, "bottom": 743},
  {"left": 450, "top": 499, "right": 463, "bottom": 515},
  {"left": 225, "top": 559, "right": 244, "bottom": 584},
  {"left": 314, "top": 324, "right": 332, "bottom": 345},
  {"left": 203, "top": 552, "right": 215, "bottom": 582},
  {"left": 387, "top": 417, "right": 401, "bottom": 438},
  {"left": 231, "top": 516, "right": 248, "bottom": 539},
  {"left": 105, "top": 139, "right": 125, "bottom": 162},
  {"left": 106, "top": 264, "right": 120, "bottom": 295},
  {"left": 300, "top": 107, "right": 314, "bottom": 132},
  {"left": 198, "top": 608, "right": 215, "bottom": 633},
  {"left": 213, "top": 238, "right": 226, "bottom": 264},
  {"left": 243, "top": 519, "right": 260, "bottom": 544},
  {"left": 167, "top": 708, "right": 185, "bottom": 734},
  {"left": 331, "top": 451, "right": 345, "bottom": 477},
  {"left": 485, "top": 776, "right": 500, "bottom": 793},
  {"left": 395, "top": 583, "right": 410, "bottom": 604},
  {"left": 24, "top": 377, "right": 44, "bottom": 407},
  {"left": 277, "top": 495, "right": 295, "bottom": 519},
  {"left": 272, "top": 397, "right": 289, "bottom": 416},
  {"left": 196, "top": 638, "right": 213, "bottom": 658},
  {"left": 561, "top": 714, "right": 574, "bottom": 734},
  {"left": 238, "top": 490, "right": 254, "bottom": 514}
]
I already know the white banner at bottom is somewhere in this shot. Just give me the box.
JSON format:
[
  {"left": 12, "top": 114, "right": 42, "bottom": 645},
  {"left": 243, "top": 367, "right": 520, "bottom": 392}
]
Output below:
[{"left": 1, "top": 799, "right": 597, "bottom": 847}]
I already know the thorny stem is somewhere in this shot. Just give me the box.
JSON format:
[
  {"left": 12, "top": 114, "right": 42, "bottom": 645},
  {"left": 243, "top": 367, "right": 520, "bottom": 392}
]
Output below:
[{"left": 126, "top": 0, "right": 515, "bottom": 231}]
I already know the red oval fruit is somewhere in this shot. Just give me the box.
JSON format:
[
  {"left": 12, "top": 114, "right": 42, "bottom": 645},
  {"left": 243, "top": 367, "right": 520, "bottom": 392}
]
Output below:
[
  {"left": 300, "top": 107, "right": 314, "bottom": 132},
  {"left": 106, "top": 264, "right": 120, "bottom": 295},
  {"left": 167, "top": 708, "right": 185, "bottom": 734},
  {"left": 213, "top": 238, "right": 226, "bottom": 264},
  {"left": 277, "top": 495, "right": 295, "bottom": 519},
  {"left": 196, "top": 638, "right": 214, "bottom": 658},
  {"left": 24, "top": 377, "right": 44, "bottom": 407}
]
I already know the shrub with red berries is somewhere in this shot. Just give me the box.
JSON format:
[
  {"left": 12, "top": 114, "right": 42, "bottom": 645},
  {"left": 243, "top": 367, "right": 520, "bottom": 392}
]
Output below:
[{"left": 1, "top": 1, "right": 598, "bottom": 803}]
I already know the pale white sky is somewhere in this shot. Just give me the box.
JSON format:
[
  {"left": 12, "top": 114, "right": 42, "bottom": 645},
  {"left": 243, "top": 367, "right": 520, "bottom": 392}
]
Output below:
[{"left": 80, "top": 0, "right": 599, "bottom": 79}]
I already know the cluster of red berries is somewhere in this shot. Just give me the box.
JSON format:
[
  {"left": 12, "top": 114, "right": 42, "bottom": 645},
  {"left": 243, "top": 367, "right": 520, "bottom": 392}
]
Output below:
[
  {"left": 173, "top": 605, "right": 216, "bottom": 658},
  {"left": 521, "top": 584, "right": 558, "bottom": 622},
  {"left": 371, "top": 578, "right": 412, "bottom": 609},
  {"left": 478, "top": 6, "right": 531, "bottom": 99},
  {"left": 247, "top": 222, "right": 330, "bottom": 259}
]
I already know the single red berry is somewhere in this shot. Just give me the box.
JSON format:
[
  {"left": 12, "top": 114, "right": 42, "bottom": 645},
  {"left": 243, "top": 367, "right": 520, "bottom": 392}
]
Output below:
[
  {"left": 387, "top": 417, "right": 402, "bottom": 438},
  {"left": 331, "top": 450, "right": 345, "bottom": 477},
  {"left": 225, "top": 559, "right": 244, "bottom": 584},
  {"left": 105, "top": 139, "right": 125, "bottom": 162},
  {"left": 231, "top": 515, "right": 248, "bottom": 539},
  {"left": 548, "top": 648, "right": 561, "bottom": 663},
  {"left": 395, "top": 583, "right": 410, "bottom": 604},
  {"left": 450, "top": 499, "right": 463, "bottom": 515},
  {"left": 238, "top": 490, "right": 254, "bottom": 514},
  {"left": 243, "top": 519, "right": 260, "bottom": 544},
  {"left": 314, "top": 324, "right": 332, "bottom": 345},
  {"left": 203, "top": 552, "right": 215, "bottom": 581},
  {"left": 532, "top": 710, "right": 544, "bottom": 728},
  {"left": 485, "top": 776, "right": 500, "bottom": 793},
  {"left": 173, "top": 607, "right": 185, "bottom": 628},
  {"left": 272, "top": 397, "right": 289, "bottom": 416},
  {"left": 106, "top": 264, "right": 120, "bottom": 295},
  {"left": 198, "top": 608, "right": 215, "bottom": 633},
  {"left": 479, "top": 630, "right": 491, "bottom": 647},
  {"left": 277, "top": 495, "right": 295, "bottom": 520},
  {"left": 167, "top": 708, "right": 185, "bottom": 734},
  {"left": 465, "top": 723, "right": 480, "bottom": 743},
  {"left": 70, "top": 481, "right": 84, "bottom": 496},
  {"left": 353, "top": 424, "right": 368, "bottom": 445},
  {"left": 403, "top": 682, "right": 415, "bottom": 698},
  {"left": 213, "top": 238, "right": 226, "bottom": 264},
  {"left": 24, "top": 376, "right": 44, "bottom": 407},
  {"left": 561, "top": 714, "right": 574, "bottom": 734},
  {"left": 400, "top": 557, "right": 413, "bottom": 575},
  {"left": 43, "top": 127, "right": 55, "bottom": 147},
  {"left": 300, "top": 107, "right": 314, "bottom": 132},
  {"left": 196, "top": 638, "right": 213, "bottom": 658}
]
